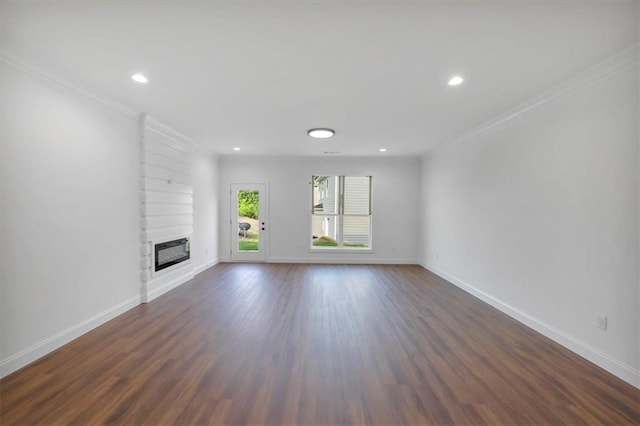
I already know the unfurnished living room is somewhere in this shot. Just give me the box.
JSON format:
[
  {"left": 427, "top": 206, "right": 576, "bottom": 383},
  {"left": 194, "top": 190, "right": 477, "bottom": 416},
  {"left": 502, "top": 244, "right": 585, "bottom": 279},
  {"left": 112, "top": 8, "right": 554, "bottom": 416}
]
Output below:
[{"left": 1, "top": 1, "right": 639, "bottom": 425}]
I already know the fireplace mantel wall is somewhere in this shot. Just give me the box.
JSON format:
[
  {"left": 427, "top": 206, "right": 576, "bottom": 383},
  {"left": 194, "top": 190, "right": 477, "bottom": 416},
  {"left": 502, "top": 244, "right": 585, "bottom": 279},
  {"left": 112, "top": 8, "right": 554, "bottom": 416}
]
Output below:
[{"left": 140, "top": 115, "right": 197, "bottom": 302}]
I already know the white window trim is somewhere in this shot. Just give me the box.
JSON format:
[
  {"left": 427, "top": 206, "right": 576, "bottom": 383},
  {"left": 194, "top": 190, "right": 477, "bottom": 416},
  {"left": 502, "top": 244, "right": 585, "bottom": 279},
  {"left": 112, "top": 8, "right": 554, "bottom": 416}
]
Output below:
[{"left": 310, "top": 175, "right": 373, "bottom": 250}]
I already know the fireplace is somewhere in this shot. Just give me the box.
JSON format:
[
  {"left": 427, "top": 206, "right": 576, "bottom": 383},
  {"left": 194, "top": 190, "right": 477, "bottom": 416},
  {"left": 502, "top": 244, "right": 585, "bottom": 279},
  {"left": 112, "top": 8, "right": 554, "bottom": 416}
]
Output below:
[{"left": 155, "top": 237, "right": 190, "bottom": 272}]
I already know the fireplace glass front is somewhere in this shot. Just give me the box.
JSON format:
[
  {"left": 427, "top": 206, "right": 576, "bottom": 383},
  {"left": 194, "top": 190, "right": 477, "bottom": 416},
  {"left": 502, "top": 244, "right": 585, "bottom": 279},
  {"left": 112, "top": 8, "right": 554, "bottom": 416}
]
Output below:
[{"left": 155, "top": 238, "right": 190, "bottom": 272}]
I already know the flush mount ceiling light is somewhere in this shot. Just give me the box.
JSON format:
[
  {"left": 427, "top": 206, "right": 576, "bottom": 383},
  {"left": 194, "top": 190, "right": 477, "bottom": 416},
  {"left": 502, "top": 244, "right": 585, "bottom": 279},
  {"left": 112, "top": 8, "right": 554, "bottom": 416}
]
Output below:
[
  {"left": 233, "top": 147, "right": 241, "bottom": 151},
  {"left": 448, "top": 75, "right": 464, "bottom": 86},
  {"left": 379, "top": 148, "right": 387, "bottom": 152},
  {"left": 131, "top": 73, "right": 148, "bottom": 83},
  {"left": 307, "top": 128, "right": 335, "bottom": 139}
]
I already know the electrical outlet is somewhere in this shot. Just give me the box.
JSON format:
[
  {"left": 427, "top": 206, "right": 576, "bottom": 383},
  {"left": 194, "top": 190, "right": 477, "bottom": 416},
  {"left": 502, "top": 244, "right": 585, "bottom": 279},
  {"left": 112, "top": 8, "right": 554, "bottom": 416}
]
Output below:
[
  {"left": 596, "top": 314, "right": 607, "bottom": 330},
  {"left": 205, "top": 248, "right": 209, "bottom": 255}
]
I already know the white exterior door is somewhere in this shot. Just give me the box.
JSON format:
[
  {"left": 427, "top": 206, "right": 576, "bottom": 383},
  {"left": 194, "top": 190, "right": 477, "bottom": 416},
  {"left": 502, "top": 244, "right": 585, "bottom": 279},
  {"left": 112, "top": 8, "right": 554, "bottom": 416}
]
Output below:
[{"left": 230, "top": 183, "right": 267, "bottom": 262}]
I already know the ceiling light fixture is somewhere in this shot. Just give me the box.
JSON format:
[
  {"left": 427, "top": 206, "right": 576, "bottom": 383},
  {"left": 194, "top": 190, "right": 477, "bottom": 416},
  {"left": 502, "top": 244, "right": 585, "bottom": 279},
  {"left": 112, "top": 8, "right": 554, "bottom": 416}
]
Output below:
[
  {"left": 379, "top": 148, "right": 387, "bottom": 152},
  {"left": 308, "top": 128, "right": 335, "bottom": 139},
  {"left": 233, "top": 147, "right": 241, "bottom": 151},
  {"left": 131, "top": 73, "right": 148, "bottom": 83},
  {"left": 448, "top": 76, "right": 464, "bottom": 86}
]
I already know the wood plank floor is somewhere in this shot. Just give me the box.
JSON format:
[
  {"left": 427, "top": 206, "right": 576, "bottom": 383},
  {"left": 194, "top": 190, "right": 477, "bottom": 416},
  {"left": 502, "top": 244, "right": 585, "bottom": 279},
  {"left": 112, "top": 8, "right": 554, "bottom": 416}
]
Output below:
[{"left": 1, "top": 263, "right": 638, "bottom": 425}]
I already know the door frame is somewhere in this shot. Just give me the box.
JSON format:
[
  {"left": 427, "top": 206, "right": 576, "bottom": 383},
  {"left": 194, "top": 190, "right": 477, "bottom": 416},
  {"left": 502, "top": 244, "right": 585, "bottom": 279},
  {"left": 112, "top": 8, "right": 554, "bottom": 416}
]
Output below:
[{"left": 230, "top": 183, "right": 268, "bottom": 262}]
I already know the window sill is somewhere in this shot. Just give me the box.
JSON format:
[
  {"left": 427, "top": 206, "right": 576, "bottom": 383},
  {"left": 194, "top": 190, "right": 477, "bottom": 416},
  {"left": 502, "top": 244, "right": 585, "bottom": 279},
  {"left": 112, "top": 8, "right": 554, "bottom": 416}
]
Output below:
[{"left": 308, "top": 248, "right": 374, "bottom": 254}]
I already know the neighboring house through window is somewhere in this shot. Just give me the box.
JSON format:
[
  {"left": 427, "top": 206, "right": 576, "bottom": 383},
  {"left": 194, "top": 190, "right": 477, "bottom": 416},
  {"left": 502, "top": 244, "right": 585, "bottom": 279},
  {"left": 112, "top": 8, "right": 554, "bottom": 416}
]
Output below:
[{"left": 311, "top": 176, "right": 372, "bottom": 249}]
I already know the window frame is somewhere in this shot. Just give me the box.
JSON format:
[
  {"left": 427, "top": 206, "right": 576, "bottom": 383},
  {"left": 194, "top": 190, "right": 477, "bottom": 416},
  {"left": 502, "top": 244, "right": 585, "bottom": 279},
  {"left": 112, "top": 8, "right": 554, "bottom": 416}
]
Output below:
[{"left": 310, "top": 175, "right": 372, "bottom": 250}]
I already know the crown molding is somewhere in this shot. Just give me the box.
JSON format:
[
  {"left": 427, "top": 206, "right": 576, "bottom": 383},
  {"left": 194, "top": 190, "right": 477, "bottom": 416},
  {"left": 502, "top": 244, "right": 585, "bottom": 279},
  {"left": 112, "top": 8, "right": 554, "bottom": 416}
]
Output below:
[
  {"left": 142, "top": 114, "right": 200, "bottom": 149},
  {"left": 0, "top": 53, "right": 140, "bottom": 120},
  {"left": 431, "top": 44, "right": 639, "bottom": 154},
  {"left": 1, "top": 53, "right": 202, "bottom": 151}
]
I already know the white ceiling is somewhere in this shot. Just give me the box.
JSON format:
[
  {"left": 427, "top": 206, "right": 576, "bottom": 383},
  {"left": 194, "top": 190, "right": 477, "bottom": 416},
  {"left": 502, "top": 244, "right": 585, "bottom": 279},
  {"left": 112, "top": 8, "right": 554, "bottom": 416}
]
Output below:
[{"left": 1, "top": 1, "right": 638, "bottom": 157}]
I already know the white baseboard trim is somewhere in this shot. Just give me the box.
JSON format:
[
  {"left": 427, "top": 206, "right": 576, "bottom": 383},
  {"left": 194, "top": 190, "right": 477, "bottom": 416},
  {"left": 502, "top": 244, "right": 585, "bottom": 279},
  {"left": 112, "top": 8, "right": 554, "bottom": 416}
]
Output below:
[
  {"left": 422, "top": 262, "right": 640, "bottom": 389},
  {"left": 194, "top": 259, "right": 219, "bottom": 275},
  {"left": 268, "top": 257, "right": 421, "bottom": 265},
  {"left": 144, "top": 270, "right": 195, "bottom": 303},
  {"left": 0, "top": 295, "right": 141, "bottom": 379}
]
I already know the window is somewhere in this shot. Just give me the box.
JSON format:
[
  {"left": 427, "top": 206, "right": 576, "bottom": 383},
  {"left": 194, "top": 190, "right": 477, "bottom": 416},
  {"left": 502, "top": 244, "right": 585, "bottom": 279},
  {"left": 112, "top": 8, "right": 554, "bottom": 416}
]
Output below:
[{"left": 311, "top": 176, "right": 372, "bottom": 249}]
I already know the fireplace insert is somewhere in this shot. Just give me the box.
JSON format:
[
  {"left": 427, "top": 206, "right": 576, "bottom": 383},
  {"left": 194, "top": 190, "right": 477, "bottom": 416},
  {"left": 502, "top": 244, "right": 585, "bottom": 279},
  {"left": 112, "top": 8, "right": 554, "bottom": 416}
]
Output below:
[{"left": 155, "top": 237, "right": 190, "bottom": 272}]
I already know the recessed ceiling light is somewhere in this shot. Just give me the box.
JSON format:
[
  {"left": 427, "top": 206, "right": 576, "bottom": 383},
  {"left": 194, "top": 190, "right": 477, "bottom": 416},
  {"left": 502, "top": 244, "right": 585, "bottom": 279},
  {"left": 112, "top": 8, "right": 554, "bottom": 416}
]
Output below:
[
  {"left": 379, "top": 148, "right": 387, "bottom": 152},
  {"left": 448, "top": 76, "right": 464, "bottom": 86},
  {"left": 308, "top": 128, "right": 335, "bottom": 139},
  {"left": 131, "top": 73, "right": 148, "bottom": 83},
  {"left": 233, "top": 147, "right": 241, "bottom": 151}
]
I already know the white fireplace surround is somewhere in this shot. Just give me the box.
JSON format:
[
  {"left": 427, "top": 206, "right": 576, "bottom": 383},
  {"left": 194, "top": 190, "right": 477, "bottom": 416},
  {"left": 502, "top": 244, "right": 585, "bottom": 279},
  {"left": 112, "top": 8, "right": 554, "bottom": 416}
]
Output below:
[{"left": 140, "top": 115, "right": 197, "bottom": 302}]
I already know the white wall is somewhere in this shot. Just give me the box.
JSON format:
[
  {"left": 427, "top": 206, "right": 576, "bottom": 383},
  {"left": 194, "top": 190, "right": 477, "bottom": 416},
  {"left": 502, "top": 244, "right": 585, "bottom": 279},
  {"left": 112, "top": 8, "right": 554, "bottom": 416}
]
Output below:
[
  {"left": 420, "top": 61, "right": 639, "bottom": 387},
  {"left": 219, "top": 156, "right": 421, "bottom": 264},
  {"left": 192, "top": 153, "right": 219, "bottom": 273},
  {"left": 0, "top": 60, "right": 141, "bottom": 376},
  {"left": 0, "top": 60, "right": 221, "bottom": 378}
]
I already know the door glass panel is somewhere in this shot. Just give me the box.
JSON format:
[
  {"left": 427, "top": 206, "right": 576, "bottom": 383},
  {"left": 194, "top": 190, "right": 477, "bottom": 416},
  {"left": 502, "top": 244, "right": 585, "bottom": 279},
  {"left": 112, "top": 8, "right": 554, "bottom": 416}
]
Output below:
[{"left": 237, "top": 189, "right": 259, "bottom": 251}]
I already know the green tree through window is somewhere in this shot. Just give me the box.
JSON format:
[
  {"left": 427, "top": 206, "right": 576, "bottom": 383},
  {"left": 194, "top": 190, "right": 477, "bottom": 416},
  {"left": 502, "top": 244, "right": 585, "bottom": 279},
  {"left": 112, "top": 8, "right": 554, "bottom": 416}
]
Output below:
[{"left": 238, "top": 190, "right": 259, "bottom": 219}]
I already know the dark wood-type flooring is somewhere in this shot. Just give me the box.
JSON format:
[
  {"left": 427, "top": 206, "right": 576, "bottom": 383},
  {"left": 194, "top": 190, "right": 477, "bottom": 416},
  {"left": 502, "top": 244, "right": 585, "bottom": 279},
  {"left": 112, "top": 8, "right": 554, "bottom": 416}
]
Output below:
[{"left": 1, "top": 263, "right": 638, "bottom": 425}]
